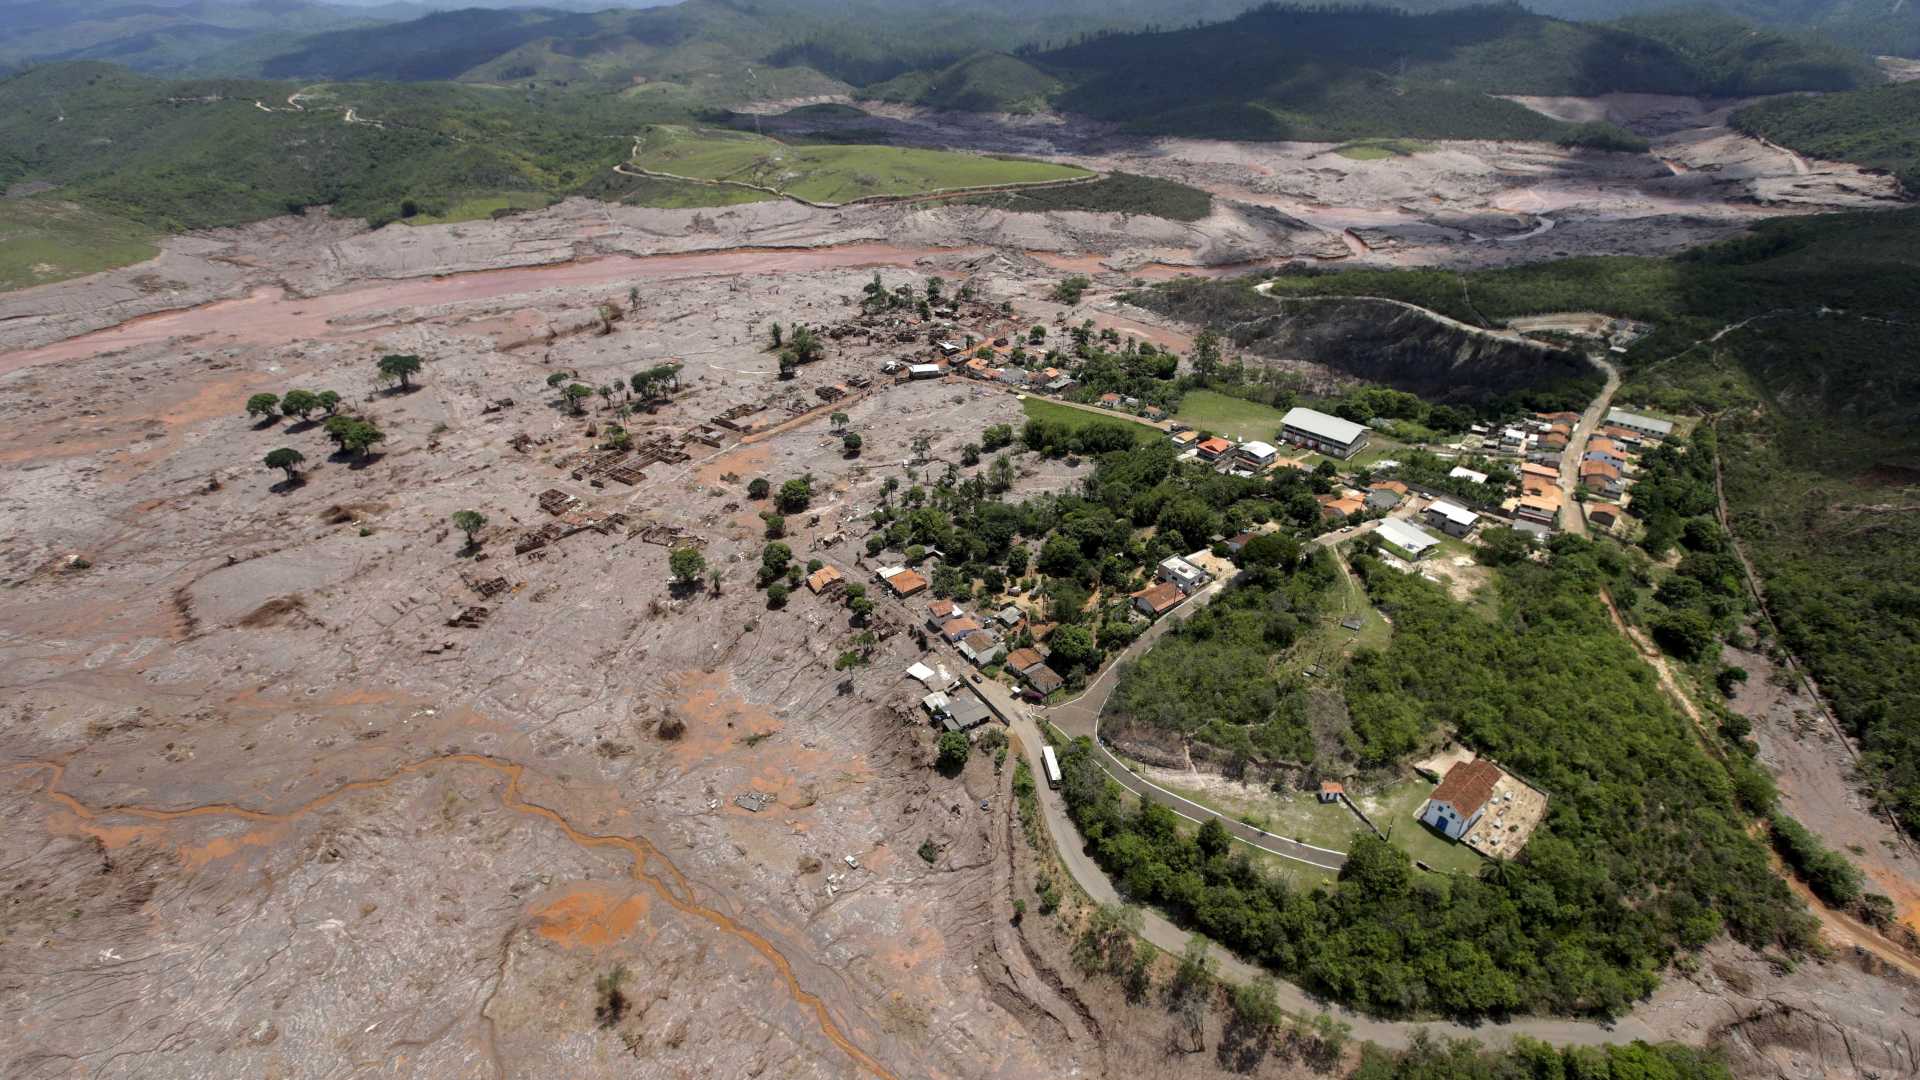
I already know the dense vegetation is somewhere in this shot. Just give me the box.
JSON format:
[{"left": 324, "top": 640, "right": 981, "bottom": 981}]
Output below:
[
  {"left": 952, "top": 171, "right": 1213, "bottom": 221},
  {"left": 1353, "top": 1033, "right": 1732, "bottom": 1080},
  {"left": 864, "top": 52, "right": 1063, "bottom": 113},
  {"left": 1068, "top": 541, "right": 1814, "bottom": 1020},
  {"left": 1733, "top": 81, "right": 1920, "bottom": 193}
]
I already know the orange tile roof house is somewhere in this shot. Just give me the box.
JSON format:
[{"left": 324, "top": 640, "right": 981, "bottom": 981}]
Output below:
[
  {"left": 1519, "top": 463, "right": 1559, "bottom": 481},
  {"left": 883, "top": 569, "right": 928, "bottom": 597},
  {"left": 1419, "top": 759, "right": 1505, "bottom": 840},
  {"left": 941, "top": 617, "right": 983, "bottom": 642},
  {"left": 1005, "top": 647, "right": 1047, "bottom": 674},
  {"left": 928, "top": 598, "right": 960, "bottom": 621},
  {"left": 1196, "top": 437, "right": 1234, "bottom": 460},
  {"left": 1320, "top": 495, "right": 1365, "bottom": 519},
  {"left": 1579, "top": 460, "right": 1621, "bottom": 490},
  {"left": 1131, "top": 581, "right": 1185, "bottom": 618},
  {"left": 804, "top": 565, "right": 844, "bottom": 594}
]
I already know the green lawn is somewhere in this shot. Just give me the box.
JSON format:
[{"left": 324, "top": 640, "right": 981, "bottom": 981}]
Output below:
[
  {"left": 629, "top": 125, "right": 1090, "bottom": 205},
  {"left": 0, "top": 199, "right": 157, "bottom": 292},
  {"left": 1170, "top": 389, "right": 1291, "bottom": 443},
  {"left": 1021, "top": 397, "right": 1160, "bottom": 444},
  {"left": 1355, "top": 780, "right": 1487, "bottom": 875},
  {"left": 1333, "top": 138, "right": 1433, "bottom": 160}
]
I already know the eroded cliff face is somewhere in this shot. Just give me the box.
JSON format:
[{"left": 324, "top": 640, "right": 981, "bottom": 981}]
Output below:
[{"left": 1224, "top": 297, "right": 1596, "bottom": 404}]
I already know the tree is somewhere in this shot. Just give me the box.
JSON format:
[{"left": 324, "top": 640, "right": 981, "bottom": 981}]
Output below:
[
  {"left": 936, "top": 731, "right": 970, "bottom": 773},
  {"left": 245, "top": 393, "right": 280, "bottom": 421},
  {"left": 761, "top": 512, "right": 786, "bottom": 539},
  {"left": 322, "top": 414, "right": 357, "bottom": 448},
  {"left": 263, "top": 447, "right": 304, "bottom": 483},
  {"left": 776, "top": 477, "right": 813, "bottom": 513},
  {"left": 960, "top": 443, "right": 981, "bottom": 467},
  {"left": 769, "top": 322, "right": 782, "bottom": 348},
  {"left": 760, "top": 542, "right": 793, "bottom": 583},
  {"left": 1048, "top": 624, "right": 1100, "bottom": 674},
  {"left": 766, "top": 582, "right": 790, "bottom": 609},
  {"left": 783, "top": 325, "right": 822, "bottom": 368},
  {"left": 452, "top": 509, "right": 487, "bottom": 548},
  {"left": 376, "top": 353, "right": 423, "bottom": 390},
  {"left": 1652, "top": 607, "right": 1717, "bottom": 660},
  {"left": 341, "top": 419, "right": 386, "bottom": 458},
  {"left": 563, "top": 383, "right": 592, "bottom": 414},
  {"left": 911, "top": 434, "right": 933, "bottom": 463},
  {"left": 280, "top": 389, "right": 320, "bottom": 420},
  {"left": 842, "top": 432, "right": 862, "bottom": 456},
  {"left": 747, "top": 477, "right": 771, "bottom": 500},
  {"left": 778, "top": 353, "right": 798, "bottom": 380},
  {"left": 988, "top": 454, "right": 1015, "bottom": 493},
  {"left": 709, "top": 568, "right": 724, "bottom": 596},
  {"left": 600, "top": 423, "right": 631, "bottom": 450},
  {"left": 316, "top": 390, "right": 342, "bottom": 416},
  {"left": 830, "top": 411, "right": 849, "bottom": 432},
  {"left": 669, "top": 547, "right": 707, "bottom": 586}
]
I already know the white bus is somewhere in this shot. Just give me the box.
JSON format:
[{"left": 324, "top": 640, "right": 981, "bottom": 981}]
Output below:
[{"left": 1040, "top": 745, "right": 1062, "bottom": 789}]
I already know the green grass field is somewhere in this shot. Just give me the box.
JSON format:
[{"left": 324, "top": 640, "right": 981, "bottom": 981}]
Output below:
[
  {"left": 1170, "top": 389, "right": 1290, "bottom": 443},
  {"left": 0, "top": 199, "right": 157, "bottom": 293},
  {"left": 1333, "top": 139, "right": 1432, "bottom": 160},
  {"left": 630, "top": 125, "right": 1090, "bottom": 205},
  {"left": 1020, "top": 397, "right": 1160, "bottom": 443}
]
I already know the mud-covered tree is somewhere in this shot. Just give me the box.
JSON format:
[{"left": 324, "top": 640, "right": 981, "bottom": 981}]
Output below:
[
  {"left": 376, "top": 353, "right": 423, "bottom": 390},
  {"left": 452, "top": 509, "right": 487, "bottom": 548},
  {"left": 842, "top": 432, "right": 862, "bottom": 456},
  {"left": 563, "top": 383, "right": 592, "bottom": 415},
  {"left": 600, "top": 423, "right": 631, "bottom": 450},
  {"left": 784, "top": 325, "right": 822, "bottom": 366},
  {"left": 245, "top": 393, "right": 280, "bottom": 421},
  {"left": 746, "top": 477, "right": 771, "bottom": 500},
  {"left": 264, "top": 447, "right": 305, "bottom": 483},
  {"left": 315, "top": 390, "right": 342, "bottom": 415},
  {"left": 777, "top": 353, "right": 797, "bottom": 380},
  {"left": 829, "top": 411, "right": 849, "bottom": 432},
  {"left": 669, "top": 546, "right": 707, "bottom": 586},
  {"left": 546, "top": 371, "right": 571, "bottom": 391},
  {"left": 768, "top": 322, "right": 782, "bottom": 348},
  {"left": 765, "top": 582, "right": 790, "bottom": 609},
  {"left": 910, "top": 434, "right": 933, "bottom": 463},
  {"left": 708, "top": 567, "right": 723, "bottom": 596},
  {"left": 759, "top": 541, "right": 793, "bottom": 585},
  {"left": 280, "top": 389, "right": 321, "bottom": 421},
  {"left": 760, "top": 512, "right": 786, "bottom": 539}
]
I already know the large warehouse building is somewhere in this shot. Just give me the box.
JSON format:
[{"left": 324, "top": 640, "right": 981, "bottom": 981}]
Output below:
[{"left": 1280, "top": 407, "right": 1370, "bottom": 459}]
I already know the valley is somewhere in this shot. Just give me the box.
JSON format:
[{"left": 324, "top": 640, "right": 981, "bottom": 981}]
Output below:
[{"left": 3, "top": 2, "right": 1920, "bottom": 1075}]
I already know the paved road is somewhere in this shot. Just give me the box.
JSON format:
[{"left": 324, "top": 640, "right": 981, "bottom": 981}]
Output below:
[{"left": 1557, "top": 357, "right": 1621, "bottom": 537}]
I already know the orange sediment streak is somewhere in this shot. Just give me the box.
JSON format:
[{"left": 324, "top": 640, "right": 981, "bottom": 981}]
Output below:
[{"left": 6, "top": 755, "right": 897, "bottom": 1079}]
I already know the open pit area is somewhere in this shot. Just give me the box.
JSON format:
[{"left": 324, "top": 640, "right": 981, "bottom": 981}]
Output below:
[{"left": 2, "top": 96, "right": 1918, "bottom": 1080}]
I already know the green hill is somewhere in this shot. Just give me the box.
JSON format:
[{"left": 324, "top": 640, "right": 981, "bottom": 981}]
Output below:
[
  {"left": 864, "top": 52, "right": 1062, "bottom": 114},
  {"left": 1025, "top": 3, "right": 1870, "bottom": 142},
  {"left": 1733, "top": 80, "right": 1920, "bottom": 192},
  {"left": 0, "top": 63, "right": 682, "bottom": 231}
]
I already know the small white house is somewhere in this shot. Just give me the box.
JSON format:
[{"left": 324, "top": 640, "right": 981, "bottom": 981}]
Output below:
[
  {"left": 1418, "top": 759, "right": 1504, "bottom": 840},
  {"left": 1447, "top": 466, "right": 1489, "bottom": 485},
  {"left": 1375, "top": 517, "right": 1440, "bottom": 560},
  {"left": 1237, "top": 441, "right": 1280, "bottom": 467},
  {"left": 907, "top": 363, "right": 943, "bottom": 380},
  {"left": 1157, "top": 555, "right": 1209, "bottom": 594}
]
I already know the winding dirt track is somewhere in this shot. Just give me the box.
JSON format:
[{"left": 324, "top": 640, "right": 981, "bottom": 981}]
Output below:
[{"left": 7, "top": 755, "right": 899, "bottom": 1080}]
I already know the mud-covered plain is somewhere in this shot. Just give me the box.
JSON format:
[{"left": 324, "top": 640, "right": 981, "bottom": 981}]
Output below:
[{"left": 2, "top": 101, "right": 1917, "bottom": 1079}]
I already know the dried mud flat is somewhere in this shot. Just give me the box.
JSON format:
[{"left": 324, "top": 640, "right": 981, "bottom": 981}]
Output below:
[{"left": 0, "top": 104, "right": 1916, "bottom": 1079}]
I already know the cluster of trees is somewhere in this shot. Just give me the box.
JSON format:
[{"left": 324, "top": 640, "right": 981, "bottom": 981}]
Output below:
[
  {"left": 546, "top": 362, "right": 683, "bottom": 417},
  {"left": 957, "top": 172, "right": 1213, "bottom": 222},
  {"left": 1107, "top": 541, "right": 1334, "bottom": 763},
  {"left": 1622, "top": 431, "right": 1750, "bottom": 663},
  {"left": 246, "top": 388, "right": 343, "bottom": 423},
  {"left": 1064, "top": 539, "right": 1815, "bottom": 1021},
  {"left": 1352, "top": 1033, "right": 1733, "bottom": 1080}
]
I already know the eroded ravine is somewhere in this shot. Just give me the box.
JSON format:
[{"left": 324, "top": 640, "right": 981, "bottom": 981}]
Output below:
[{"left": 8, "top": 754, "right": 899, "bottom": 1079}]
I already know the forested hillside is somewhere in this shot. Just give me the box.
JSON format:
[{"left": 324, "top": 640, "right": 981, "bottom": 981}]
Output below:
[
  {"left": 1733, "top": 81, "right": 1920, "bottom": 192},
  {"left": 1068, "top": 544, "right": 1812, "bottom": 1019},
  {"left": 1018, "top": 3, "right": 1866, "bottom": 142},
  {"left": 0, "top": 64, "right": 667, "bottom": 229}
]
